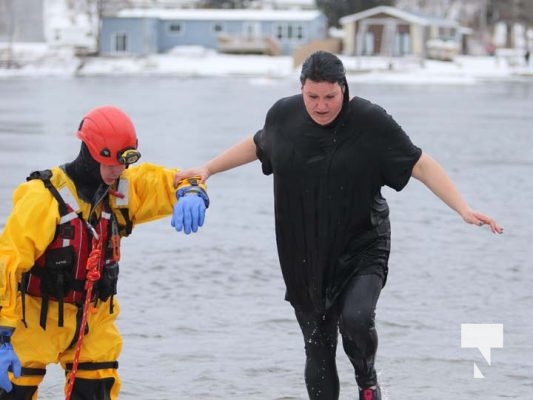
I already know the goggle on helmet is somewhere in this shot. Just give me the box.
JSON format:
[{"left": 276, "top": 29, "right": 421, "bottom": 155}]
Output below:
[{"left": 76, "top": 106, "right": 141, "bottom": 166}]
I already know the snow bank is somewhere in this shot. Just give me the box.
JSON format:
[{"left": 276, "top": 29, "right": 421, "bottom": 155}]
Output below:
[{"left": 0, "top": 43, "right": 532, "bottom": 83}]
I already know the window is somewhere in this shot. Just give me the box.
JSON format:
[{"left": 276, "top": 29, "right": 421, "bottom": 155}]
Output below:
[
  {"left": 273, "top": 23, "right": 306, "bottom": 42},
  {"left": 364, "top": 32, "right": 374, "bottom": 55},
  {"left": 276, "top": 25, "right": 283, "bottom": 40},
  {"left": 287, "top": 25, "right": 293, "bottom": 39},
  {"left": 243, "top": 22, "right": 261, "bottom": 39},
  {"left": 296, "top": 25, "right": 303, "bottom": 40},
  {"left": 395, "top": 32, "right": 411, "bottom": 55},
  {"left": 168, "top": 22, "right": 183, "bottom": 35},
  {"left": 212, "top": 23, "right": 225, "bottom": 34},
  {"left": 113, "top": 33, "right": 128, "bottom": 53}
]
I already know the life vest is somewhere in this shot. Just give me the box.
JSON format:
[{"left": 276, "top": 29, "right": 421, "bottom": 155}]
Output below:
[{"left": 20, "top": 170, "right": 126, "bottom": 329}]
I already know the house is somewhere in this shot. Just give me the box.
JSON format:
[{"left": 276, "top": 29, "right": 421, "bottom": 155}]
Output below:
[
  {"left": 99, "top": 8, "right": 328, "bottom": 56},
  {"left": 339, "top": 5, "right": 469, "bottom": 60},
  {"left": 0, "top": 0, "right": 99, "bottom": 52},
  {"left": 0, "top": 0, "right": 45, "bottom": 42}
]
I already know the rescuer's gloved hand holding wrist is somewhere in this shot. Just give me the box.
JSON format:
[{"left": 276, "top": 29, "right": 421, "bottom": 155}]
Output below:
[
  {"left": 171, "top": 179, "right": 209, "bottom": 234},
  {"left": 0, "top": 327, "right": 21, "bottom": 393}
]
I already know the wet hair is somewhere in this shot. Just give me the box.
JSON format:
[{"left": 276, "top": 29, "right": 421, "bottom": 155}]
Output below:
[{"left": 299, "top": 51, "right": 349, "bottom": 102}]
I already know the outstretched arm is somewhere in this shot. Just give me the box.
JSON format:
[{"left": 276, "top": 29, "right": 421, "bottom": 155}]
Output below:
[
  {"left": 174, "top": 136, "right": 258, "bottom": 184},
  {"left": 170, "top": 136, "right": 257, "bottom": 234},
  {"left": 411, "top": 152, "right": 503, "bottom": 234}
]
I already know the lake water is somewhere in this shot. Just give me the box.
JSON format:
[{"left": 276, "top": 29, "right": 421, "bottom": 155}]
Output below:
[{"left": 0, "top": 75, "right": 532, "bottom": 400}]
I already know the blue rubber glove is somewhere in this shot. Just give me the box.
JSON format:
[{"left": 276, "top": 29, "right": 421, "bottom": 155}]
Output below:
[
  {"left": 0, "top": 327, "right": 21, "bottom": 393},
  {"left": 171, "top": 186, "right": 209, "bottom": 234}
]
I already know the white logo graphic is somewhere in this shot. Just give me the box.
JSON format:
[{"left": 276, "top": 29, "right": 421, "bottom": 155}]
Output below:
[{"left": 461, "top": 324, "right": 503, "bottom": 378}]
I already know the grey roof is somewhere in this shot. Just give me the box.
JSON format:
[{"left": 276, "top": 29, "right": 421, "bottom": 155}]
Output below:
[
  {"left": 339, "top": 5, "right": 458, "bottom": 28},
  {"left": 117, "top": 8, "right": 322, "bottom": 21}
]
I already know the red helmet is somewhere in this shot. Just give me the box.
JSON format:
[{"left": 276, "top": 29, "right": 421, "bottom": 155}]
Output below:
[{"left": 76, "top": 106, "right": 141, "bottom": 166}]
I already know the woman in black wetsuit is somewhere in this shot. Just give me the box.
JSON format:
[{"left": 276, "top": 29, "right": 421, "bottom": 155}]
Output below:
[{"left": 173, "top": 51, "right": 503, "bottom": 400}]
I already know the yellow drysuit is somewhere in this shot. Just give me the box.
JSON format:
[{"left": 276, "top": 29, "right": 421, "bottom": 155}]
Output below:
[{"left": 0, "top": 163, "right": 181, "bottom": 399}]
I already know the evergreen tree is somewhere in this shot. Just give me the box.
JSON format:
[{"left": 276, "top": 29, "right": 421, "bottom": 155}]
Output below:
[{"left": 316, "top": 0, "right": 394, "bottom": 27}]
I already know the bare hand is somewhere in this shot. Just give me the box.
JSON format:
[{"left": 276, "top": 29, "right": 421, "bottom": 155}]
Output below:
[
  {"left": 174, "top": 166, "right": 210, "bottom": 187},
  {"left": 462, "top": 209, "right": 503, "bottom": 234}
]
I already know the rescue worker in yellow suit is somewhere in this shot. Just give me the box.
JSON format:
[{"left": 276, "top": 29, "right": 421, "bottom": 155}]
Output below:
[{"left": 0, "top": 106, "right": 208, "bottom": 400}]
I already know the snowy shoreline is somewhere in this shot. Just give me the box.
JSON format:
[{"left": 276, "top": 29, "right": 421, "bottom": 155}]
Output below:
[{"left": 1, "top": 44, "right": 532, "bottom": 84}]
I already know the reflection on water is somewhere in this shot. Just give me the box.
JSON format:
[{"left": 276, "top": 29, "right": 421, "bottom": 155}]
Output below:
[{"left": 0, "top": 77, "right": 532, "bottom": 400}]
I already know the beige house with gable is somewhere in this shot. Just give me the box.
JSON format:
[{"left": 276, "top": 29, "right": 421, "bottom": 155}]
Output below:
[{"left": 339, "top": 5, "right": 469, "bottom": 60}]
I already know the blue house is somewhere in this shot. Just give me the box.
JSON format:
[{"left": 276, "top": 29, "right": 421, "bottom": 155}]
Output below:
[{"left": 99, "top": 8, "right": 328, "bottom": 56}]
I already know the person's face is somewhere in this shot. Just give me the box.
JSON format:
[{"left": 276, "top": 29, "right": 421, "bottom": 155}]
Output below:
[
  {"left": 301, "top": 79, "right": 344, "bottom": 125},
  {"left": 100, "top": 164, "right": 126, "bottom": 185}
]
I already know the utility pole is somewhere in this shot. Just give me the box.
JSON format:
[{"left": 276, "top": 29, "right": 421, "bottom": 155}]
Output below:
[{"left": 2, "top": 0, "right": 16, "bottom": 68}]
